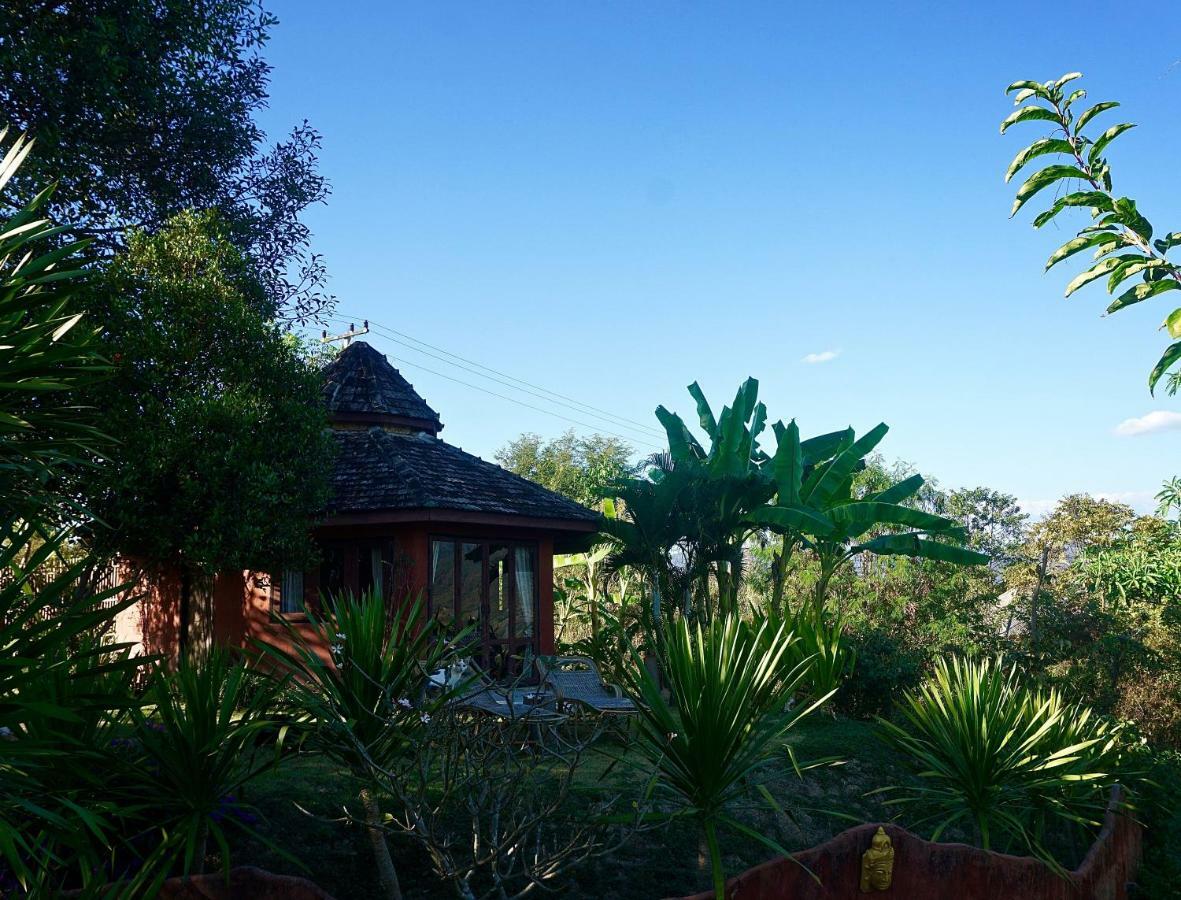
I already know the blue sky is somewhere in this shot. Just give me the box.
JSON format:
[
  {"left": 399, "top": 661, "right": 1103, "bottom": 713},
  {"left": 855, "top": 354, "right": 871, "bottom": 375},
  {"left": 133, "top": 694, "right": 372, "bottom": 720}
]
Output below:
[{"left": 262, "top": 1, "right": 1181, "bottom": 515}]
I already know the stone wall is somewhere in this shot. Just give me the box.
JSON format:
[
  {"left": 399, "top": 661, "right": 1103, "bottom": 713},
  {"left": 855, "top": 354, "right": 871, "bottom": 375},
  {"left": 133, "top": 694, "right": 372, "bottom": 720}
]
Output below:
[{"left": 675, "top": 788, "right": 1141, "bottom": 900}]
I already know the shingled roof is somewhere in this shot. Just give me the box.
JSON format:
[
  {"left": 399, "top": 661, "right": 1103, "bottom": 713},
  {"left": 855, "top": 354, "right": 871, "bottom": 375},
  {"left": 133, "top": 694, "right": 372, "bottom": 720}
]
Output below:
[
  {"left": 322, "top": 341, "right": 442, "bottom": 432},
  {"left": 319, "top": 341, "right": 599, "bottom": 532},
  {"left": 327, "top": 428, "right": 601, "bottom": 526}
]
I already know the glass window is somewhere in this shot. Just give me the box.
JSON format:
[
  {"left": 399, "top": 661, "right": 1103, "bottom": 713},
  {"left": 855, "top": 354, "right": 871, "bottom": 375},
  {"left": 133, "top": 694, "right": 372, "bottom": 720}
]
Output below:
[
  {"left": 276, "top": 570, "right": 305, "bottom": 615},
  {"left": 459, "top": 542, "right": 482, "bottom": 633},
  {"left": 429, "top": 540, "right": 455, "bottom": 626},
  {"left": 487, "top": 543, "right": 510, "bottom": 643},
  {"left": 319, "top": 545, "right": 346, "bottom": 609}
]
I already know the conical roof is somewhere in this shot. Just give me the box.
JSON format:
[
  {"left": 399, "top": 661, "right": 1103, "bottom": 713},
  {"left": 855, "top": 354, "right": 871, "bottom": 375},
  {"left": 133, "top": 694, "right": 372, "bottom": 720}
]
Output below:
[{"left": 321, "top": 341, "right": 442, "bottom": 432}]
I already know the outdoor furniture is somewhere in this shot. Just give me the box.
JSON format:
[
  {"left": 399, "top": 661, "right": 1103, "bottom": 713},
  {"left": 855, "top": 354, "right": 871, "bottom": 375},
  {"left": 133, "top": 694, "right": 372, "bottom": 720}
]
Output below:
[{"left": 535, "top": 655, "right": 637, "bottom": 720}]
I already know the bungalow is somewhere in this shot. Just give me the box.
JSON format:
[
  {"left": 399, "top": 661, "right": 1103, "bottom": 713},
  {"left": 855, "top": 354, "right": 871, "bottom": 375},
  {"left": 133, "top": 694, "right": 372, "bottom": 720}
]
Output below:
[{"left": 123, "top": 341, "right": 601, "bottom": 677}]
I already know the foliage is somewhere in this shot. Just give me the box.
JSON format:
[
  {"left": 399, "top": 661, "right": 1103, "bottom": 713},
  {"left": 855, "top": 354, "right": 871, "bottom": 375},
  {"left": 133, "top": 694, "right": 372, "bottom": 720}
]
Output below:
[
  {"left": 0, "top": 522, "right": 147, "bottom": 894},
  {"left": 362, "top": 697, "right": 641, "bottom": 900},
  {"left": 1001, "top": 71, "right": 1181, "bottom": 394},
  {"left": 781, "top": 607, "right": 857, "bottom": 705},
  {"left": 81, "top": 209, "right": 333, "bottom": 581},
  {"left": 617, "top": 611, "right": 827, "bottom": 898},
  {"left": 0, "top": 0, "right": 331, "bottom": 321},
  {"left": 124, "top": 647, "right": 290, "bottom": 878},
  {"left": 877, "top": 655, "right": 1129, "bottom": 864},
  {"left": 495, "top": 430, "right": 634, "bottom": 508},
  {"left": 836, "top": 628, "right": 926, "bottom": 719},
  {"left": 263, "top": 588, "right": 455, "bottom": 900},
  {"left": 0, "top": 129, "right": 110, "bottom": 526},
  {"left": 751, "top": 420, "right": 988, "bottom": 615}
]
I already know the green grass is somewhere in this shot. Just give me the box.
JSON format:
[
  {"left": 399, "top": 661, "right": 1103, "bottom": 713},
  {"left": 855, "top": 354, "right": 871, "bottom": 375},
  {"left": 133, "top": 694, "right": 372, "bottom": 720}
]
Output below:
[{"left": 221, "top": 715, "right": 904, "bottom": 899}]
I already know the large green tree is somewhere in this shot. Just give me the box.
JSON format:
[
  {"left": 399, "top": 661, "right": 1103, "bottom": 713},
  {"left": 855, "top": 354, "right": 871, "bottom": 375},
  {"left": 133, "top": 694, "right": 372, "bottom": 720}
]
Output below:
[
  {"left": 495, "top": 429, "right": 633, "bottom": 508},
  {"left": 83, "top": 209, "right": 333, "bottom": 652},
  {"left": 0, "top": 0, "right": 330, "bottom": 322}
]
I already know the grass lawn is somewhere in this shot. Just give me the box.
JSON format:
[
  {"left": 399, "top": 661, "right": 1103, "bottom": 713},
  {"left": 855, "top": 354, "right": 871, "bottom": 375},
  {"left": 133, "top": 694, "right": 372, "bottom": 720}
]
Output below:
[{"left": 223, "top": 715, "right": 906, "bottom": 899}]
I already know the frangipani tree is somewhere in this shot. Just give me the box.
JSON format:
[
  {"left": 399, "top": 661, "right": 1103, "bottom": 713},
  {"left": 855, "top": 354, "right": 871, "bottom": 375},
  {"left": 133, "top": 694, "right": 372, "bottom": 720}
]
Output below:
[{"left": 750, "top": 421, "right": 988, "bottom": 616}]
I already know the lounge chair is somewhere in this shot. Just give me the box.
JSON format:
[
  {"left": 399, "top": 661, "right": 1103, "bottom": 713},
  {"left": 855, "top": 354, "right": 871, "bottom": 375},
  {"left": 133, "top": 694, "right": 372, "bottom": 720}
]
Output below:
[{"left": 535, "top": 655, "right": 637, "bottom": 718}]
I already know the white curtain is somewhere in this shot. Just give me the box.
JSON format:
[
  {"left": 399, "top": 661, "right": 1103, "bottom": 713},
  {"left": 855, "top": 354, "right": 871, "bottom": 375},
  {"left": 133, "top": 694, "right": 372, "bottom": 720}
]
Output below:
[{"left": 514, "top": 547, "right": 535, "bottom": 638}]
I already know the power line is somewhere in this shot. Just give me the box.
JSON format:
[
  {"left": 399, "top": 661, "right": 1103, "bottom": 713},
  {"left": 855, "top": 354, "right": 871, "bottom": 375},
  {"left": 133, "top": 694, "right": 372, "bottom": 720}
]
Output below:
[
  {"left": 325, "top": 313, "right": 668, "bottom": 445},
  {"left": 379, "top": 353, "right": 666, "bottom": 452},
  {"left": 329, "top": 312, "right": 667, "bottom": 440}
]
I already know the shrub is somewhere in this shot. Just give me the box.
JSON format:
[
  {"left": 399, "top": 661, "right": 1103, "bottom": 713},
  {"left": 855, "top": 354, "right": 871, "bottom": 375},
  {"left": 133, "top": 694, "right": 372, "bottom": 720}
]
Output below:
[
  {"left": 618, "top": 612, "right": 829, "bottom": 899},
  {"left": 877, "top": 655, "right": 1127, "bottom": 865},
  {"left": 837, "top": 628, "right": 925, "bottom": 719},
  {"left": 1115, "top": 668, "right": 1181, "bottom": 751}
]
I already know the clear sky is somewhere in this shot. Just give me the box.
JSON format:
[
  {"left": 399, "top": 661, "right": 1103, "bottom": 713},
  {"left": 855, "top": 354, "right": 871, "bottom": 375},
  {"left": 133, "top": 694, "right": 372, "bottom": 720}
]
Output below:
[{"left": 260, "top": 1, "right": 1181, "bottom": 515}]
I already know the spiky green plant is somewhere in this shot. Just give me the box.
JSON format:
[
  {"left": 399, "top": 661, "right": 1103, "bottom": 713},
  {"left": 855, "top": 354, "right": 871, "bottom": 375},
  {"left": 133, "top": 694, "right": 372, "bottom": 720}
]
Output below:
[
  {"left": 619, "top": 612, "right": 830, "bottom": 898},
  {"left": 876, "top": 655, "right": 1127, "bottom": 865},
  {"left": 262, "top": 589, "right": 456, "bottom": 900}
]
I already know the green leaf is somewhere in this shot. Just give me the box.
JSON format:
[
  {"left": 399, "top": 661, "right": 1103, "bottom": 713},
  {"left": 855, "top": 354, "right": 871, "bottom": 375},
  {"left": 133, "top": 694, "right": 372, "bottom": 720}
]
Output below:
[
  {"left": 1112, "top": 197, "right": 1153, "bottom": 240},
  {"left": 1075, "top": 101, "right": 1119, "bottom": 133},
  {"left": 1087, "top": 123, "right": 1135, "bottom": 162},
  {"left": 1149, "top": 340, "right": 1181, "bottom": 395},
  {"left": 1045, "top": 233, "right": 1118, "bottom": 271},
  {"left": 1153, "top": 233, "right": 1181, "bottom": 254},
  {"left": 999, "top": 105, "right": 1060, "bottom": 135},
  {"left": 771, "top": 419, "right": 803, "bottom": 505},
  {"left": 1011, "top": 165, "right": 1092, "bottom": 218},
  {"left": 1005, "top": 138, "right": 1075, "bottom": 183},
  {"left": 687, "top": 381, "right": 717, "bottom": 438},
  {"left": 1105, "top": 258, "right": 1168, "bottom": 294},
  {"left": 1106, "top": 278, "right": 1179, "bottom": 315},
  {"left": 746, "top": 504, "right": 834, "bottom": 538},
  {"left": 799, "top": 428, "right": 851, "bottom": 466},
  {"left": 1031, "top": 191, "right": 1113, "bottom": 228},
  {"left": 1055, "top": 72, "right": 1084, "bottom": 88},
  {"left": 1163, "top": 307, "right": 1181, "bottom": 340},
  {"left": 853, "top": 534, "right": 989, "bottom": 565},
  {"left": 867, "top": 473, "right": 924, "bottom": 505},
  {"left": 1064, "top": 257, "right": 1125, "bottom": 297},
  {"left": 1005, "top": 80, "right": 1050, "bottom": 99}
]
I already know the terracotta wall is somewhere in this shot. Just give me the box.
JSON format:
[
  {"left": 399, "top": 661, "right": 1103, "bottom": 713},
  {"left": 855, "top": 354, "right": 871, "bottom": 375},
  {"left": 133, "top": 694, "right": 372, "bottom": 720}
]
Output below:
[
  {"left": 674, "top": 789, "right": 1141, "bottom": 900},
  {"left": 126, "top": 523, "right": 559, "bottom": 664}
]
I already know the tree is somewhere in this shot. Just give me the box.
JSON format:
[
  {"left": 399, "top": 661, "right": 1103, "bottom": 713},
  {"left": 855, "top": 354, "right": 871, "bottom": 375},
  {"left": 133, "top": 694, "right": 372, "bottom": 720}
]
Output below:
[
  {"left": 1001, "top": 71, "right": 1181, "bottom": 394},
  {"left": 946, "top": 487, "right": 1028, "bottom": 565},
  {"left": 751, "top": 420, "right": 988, "bottom": 616},
  {"left": 0, "top": 0, "right": 331, "bottom": 322},
  {"left": 494, "top": 430, "right": 633, "bottom": 508},
  {"left": 82, "top": 209, "right": 333, "bottom": 654}
]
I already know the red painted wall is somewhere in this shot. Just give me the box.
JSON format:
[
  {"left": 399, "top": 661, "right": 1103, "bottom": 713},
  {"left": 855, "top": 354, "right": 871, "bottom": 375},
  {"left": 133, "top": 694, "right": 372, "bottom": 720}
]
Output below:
[
  {"left": 133, "top": 522, "right": 561, "bottom": 666},
  {"left": 674, "top": 788, "right": 1141, "bottom": 900}
]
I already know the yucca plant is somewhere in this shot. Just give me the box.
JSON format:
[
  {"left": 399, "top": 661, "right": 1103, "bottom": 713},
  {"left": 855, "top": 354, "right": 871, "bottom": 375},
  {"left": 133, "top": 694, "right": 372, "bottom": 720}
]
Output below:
[
  {"left": 618, "top": 612, "right": 830, "bottom": 898},
  {"left": 262, "top": 589, "right": 456, "bottom": 900},
  {"left": 781, "top": 607, "right": 857, "bottom": 705},
  {"left": 876, "top": 655, "right": 1126, "bottom": 866},
  {"left": 123, "top": 646, "right": 290, "bottom": 882}
]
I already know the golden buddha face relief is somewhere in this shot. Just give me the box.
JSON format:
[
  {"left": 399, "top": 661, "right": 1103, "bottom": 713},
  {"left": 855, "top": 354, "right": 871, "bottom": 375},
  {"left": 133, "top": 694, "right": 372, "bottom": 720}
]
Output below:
[{"left": 860, "top": 826, "right": 894, "bottom": 892}]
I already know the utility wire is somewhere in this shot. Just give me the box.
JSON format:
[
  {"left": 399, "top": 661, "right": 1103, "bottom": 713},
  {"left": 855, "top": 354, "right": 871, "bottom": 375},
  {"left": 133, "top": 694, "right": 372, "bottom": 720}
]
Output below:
[
  {"left": 376, "top": 352, "right": 666, "bottom": 453},
  {"left": 326, "top": 313, "right": 667, "bottom": 445},
  {"left": 330, "top": 311, "right": 667, "bottom": 440}
]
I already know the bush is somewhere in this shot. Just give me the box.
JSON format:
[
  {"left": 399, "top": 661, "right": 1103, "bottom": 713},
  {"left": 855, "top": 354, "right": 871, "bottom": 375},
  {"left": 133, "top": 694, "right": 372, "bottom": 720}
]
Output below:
[
  {"left": 836, "top": 628, "right": 925, "bottom": 719},
  {"left": 877, "top": 655, "right": 1129, "bottom": 865},
  {"left": 1115, "top": 669, "right": 1181, "bottom": 751}
]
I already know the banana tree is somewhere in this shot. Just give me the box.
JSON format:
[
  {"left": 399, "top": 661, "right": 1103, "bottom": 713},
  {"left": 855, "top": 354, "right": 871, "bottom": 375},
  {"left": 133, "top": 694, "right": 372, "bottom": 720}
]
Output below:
[
  {"left": 750, "top": 422, "right": 989, "bottom": 615},
  {"left": 554, "top": 542, "right": 613, "bottom": 638},
  {"left": 651, "top": 378, "right": 775, "bottom": 617}
]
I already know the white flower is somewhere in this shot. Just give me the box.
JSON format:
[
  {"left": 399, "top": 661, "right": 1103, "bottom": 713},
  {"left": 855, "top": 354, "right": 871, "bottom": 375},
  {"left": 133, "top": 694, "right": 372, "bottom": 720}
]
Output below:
[
  {"left": 419, "top": 712, "right": 432, "bottom": 725},
  {"left": 397, "top": 697, "right": 412, "bottom": 709}
]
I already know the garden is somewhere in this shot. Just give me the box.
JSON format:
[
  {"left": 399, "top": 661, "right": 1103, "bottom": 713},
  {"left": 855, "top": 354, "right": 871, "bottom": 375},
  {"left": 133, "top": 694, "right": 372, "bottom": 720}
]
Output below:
[{"left": 3, "top": 5, "right": 1181, "bottom": 900}]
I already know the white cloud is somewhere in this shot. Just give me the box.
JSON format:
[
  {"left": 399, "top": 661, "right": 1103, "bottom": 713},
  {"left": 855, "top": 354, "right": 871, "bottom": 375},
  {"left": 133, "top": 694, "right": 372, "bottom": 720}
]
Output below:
[
  {"left": 1016, "top": 498, "right": 1058, "bottom": 519},
  {"left": 1113, "top": 410, "right": 1181, "bottom": 436},
  {"left": 802, "top": 349, "right": 839, "bottom": 365},
  {"left": 1017, "top": 491, "right": 1158, "bottom": 519}
]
